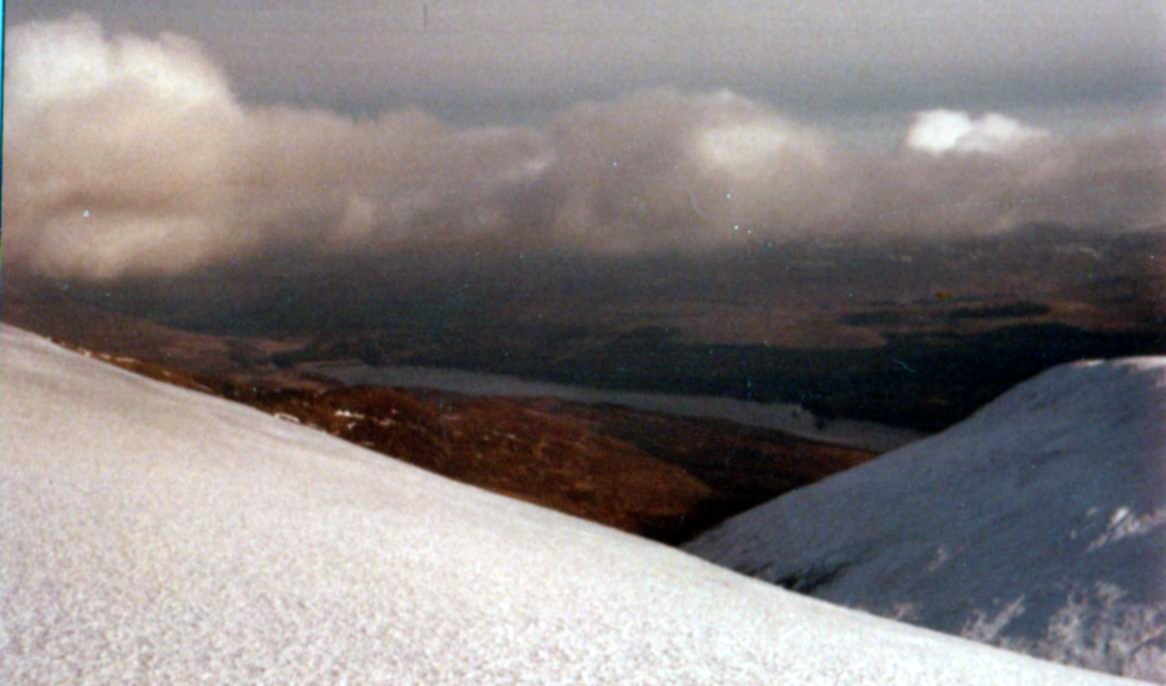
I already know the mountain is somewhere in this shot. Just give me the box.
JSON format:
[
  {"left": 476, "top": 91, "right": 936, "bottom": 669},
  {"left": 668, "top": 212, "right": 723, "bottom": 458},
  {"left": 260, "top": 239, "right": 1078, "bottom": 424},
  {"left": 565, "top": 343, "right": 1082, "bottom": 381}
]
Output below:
[
  {"left": 0, "top": 324, "right": 1137, "bottom": 684},
  {"left": 686, "top": 355, "right": 1166, "bottom": 681}
]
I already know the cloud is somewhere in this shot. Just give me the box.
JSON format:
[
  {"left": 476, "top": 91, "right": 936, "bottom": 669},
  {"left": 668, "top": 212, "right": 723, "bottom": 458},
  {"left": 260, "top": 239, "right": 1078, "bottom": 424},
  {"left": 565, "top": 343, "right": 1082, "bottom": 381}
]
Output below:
[
  {"left": 905, "top": 110, "right": 1049, "bottom": 155},
  {"left": 528, "top": 89, "right": 845, "bottom": 253},
  {"left": 4, "top": 15, "right": 249, "bottom": 280},
  {"left": 4, "top": 17, "right": 1164, "bottom": 283}
]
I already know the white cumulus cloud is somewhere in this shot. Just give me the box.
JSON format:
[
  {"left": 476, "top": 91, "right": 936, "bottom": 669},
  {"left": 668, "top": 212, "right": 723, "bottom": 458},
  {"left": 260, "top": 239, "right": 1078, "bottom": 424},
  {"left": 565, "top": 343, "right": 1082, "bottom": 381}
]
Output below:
[{"left": 905, "top": 109, "right": 1049, "bottom": 155}]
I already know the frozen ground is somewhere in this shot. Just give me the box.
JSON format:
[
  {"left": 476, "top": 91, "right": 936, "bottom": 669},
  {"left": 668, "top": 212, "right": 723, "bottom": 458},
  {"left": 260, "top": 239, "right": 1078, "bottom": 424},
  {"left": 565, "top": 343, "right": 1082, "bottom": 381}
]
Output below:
[
  {"left": 688, "top": 354, "right": 1166, "bottom": 681},
  {"left": 0, "top": 324, "right": 1142, "bottom": 684}
]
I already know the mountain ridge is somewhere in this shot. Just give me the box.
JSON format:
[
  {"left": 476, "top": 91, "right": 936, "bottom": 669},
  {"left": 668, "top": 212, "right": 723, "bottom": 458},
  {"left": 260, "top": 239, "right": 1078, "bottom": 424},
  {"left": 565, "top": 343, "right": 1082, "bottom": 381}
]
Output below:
[{"left": 687, "top": 355, "right": 1166, "bottom": 680}]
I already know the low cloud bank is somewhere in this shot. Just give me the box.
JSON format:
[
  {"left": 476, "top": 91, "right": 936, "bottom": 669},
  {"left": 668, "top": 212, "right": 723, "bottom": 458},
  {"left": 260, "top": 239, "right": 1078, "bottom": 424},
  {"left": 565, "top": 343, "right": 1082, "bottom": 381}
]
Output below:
[{"left": 5, "top": 15, "right": 1165, "bottom": 281}]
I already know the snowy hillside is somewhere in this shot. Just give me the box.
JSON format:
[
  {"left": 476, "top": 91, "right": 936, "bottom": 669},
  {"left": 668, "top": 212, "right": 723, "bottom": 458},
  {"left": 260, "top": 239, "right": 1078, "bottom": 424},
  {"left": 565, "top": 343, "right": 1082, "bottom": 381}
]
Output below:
[
  {"left": 687, "top": 355, "right": 1166, "bottom": 681},
  {"left": 0, "top": 324, "right": 1140, "bottom": 684}
]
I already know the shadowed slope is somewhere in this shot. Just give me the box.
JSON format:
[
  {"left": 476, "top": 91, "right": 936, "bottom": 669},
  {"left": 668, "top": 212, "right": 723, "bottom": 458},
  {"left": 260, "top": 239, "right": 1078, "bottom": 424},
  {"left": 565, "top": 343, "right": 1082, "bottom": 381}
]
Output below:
[{"left": 688, "top": 355, "right": 1166, "bottom": 680}]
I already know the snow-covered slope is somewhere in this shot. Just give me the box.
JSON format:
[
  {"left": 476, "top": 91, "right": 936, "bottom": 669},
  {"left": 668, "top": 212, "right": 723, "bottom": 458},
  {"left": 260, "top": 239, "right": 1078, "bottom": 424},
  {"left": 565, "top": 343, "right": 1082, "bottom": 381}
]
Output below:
[
  {"left": 687, "top": 356, "right": 1166, "bottom": 681},
  {"left": 0, "top": 324, "right": 1140, "bottom": 684}
]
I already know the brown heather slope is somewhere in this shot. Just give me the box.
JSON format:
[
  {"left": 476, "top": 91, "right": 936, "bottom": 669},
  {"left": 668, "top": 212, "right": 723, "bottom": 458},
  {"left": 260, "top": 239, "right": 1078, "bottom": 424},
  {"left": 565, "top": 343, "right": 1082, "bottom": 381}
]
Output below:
[
  {"left": 4, "top": 291, "right": 876, "bottom": 542},
  {"left": 552, "top": 401, "right": 874, "bottom": 516},
  {"left": 3, "top": 290, "right": 297, "bottom": 379},
  {"left": 28, "top": 333, "right": 875, "bottom": 543},
  {"left": 149, "top": 367, "right": 876, "bottom": 542}
]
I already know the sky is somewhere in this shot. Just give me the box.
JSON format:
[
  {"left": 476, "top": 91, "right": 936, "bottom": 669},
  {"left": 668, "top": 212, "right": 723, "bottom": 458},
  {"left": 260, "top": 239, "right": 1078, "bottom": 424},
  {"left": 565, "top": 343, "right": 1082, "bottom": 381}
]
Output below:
[
  {"left": 10, "top": 1, "right": 1165, "bottom": 139},
  {"left": 3, "top": 3, "right": 1164, "bottom": 282}
]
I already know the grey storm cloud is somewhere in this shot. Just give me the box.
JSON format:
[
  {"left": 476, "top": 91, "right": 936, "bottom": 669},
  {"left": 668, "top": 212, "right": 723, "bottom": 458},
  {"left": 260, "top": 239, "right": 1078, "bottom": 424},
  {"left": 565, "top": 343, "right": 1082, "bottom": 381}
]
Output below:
[{"left": 4, "top": 15, "right": 1165, "bottom": 281}]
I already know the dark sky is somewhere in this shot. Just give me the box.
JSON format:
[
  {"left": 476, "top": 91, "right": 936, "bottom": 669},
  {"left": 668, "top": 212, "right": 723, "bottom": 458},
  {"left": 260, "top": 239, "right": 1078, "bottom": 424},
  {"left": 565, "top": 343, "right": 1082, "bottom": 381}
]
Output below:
[{"left": 11, "top": 1, "right": 1165, "bottom": 139}]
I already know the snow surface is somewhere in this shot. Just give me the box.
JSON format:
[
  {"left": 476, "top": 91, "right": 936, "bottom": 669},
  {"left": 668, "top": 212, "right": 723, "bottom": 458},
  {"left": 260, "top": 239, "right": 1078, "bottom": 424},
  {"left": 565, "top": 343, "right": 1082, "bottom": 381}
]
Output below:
[
  {"left": 687, "top": 355, "right": 1166, "bottom": 681},
  {"left": 0, "top": 324, "right": 1140, "bottom": 684}
]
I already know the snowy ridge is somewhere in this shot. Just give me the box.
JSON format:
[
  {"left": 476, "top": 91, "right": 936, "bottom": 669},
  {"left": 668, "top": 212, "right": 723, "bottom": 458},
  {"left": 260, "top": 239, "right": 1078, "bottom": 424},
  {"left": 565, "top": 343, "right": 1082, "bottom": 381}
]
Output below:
[
  {"left": 0, "top": 323, "right": 1139, "bottom": 684},
  {"left": 686, "top": 356, "right": 1166, "bottom": 681}
]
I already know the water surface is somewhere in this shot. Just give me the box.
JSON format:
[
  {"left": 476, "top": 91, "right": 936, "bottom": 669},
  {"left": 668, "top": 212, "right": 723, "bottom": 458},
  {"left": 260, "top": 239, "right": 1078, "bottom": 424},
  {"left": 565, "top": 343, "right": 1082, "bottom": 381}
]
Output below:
[{"left": 308, "top": 362, "right": 925, "bottom": 452}]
